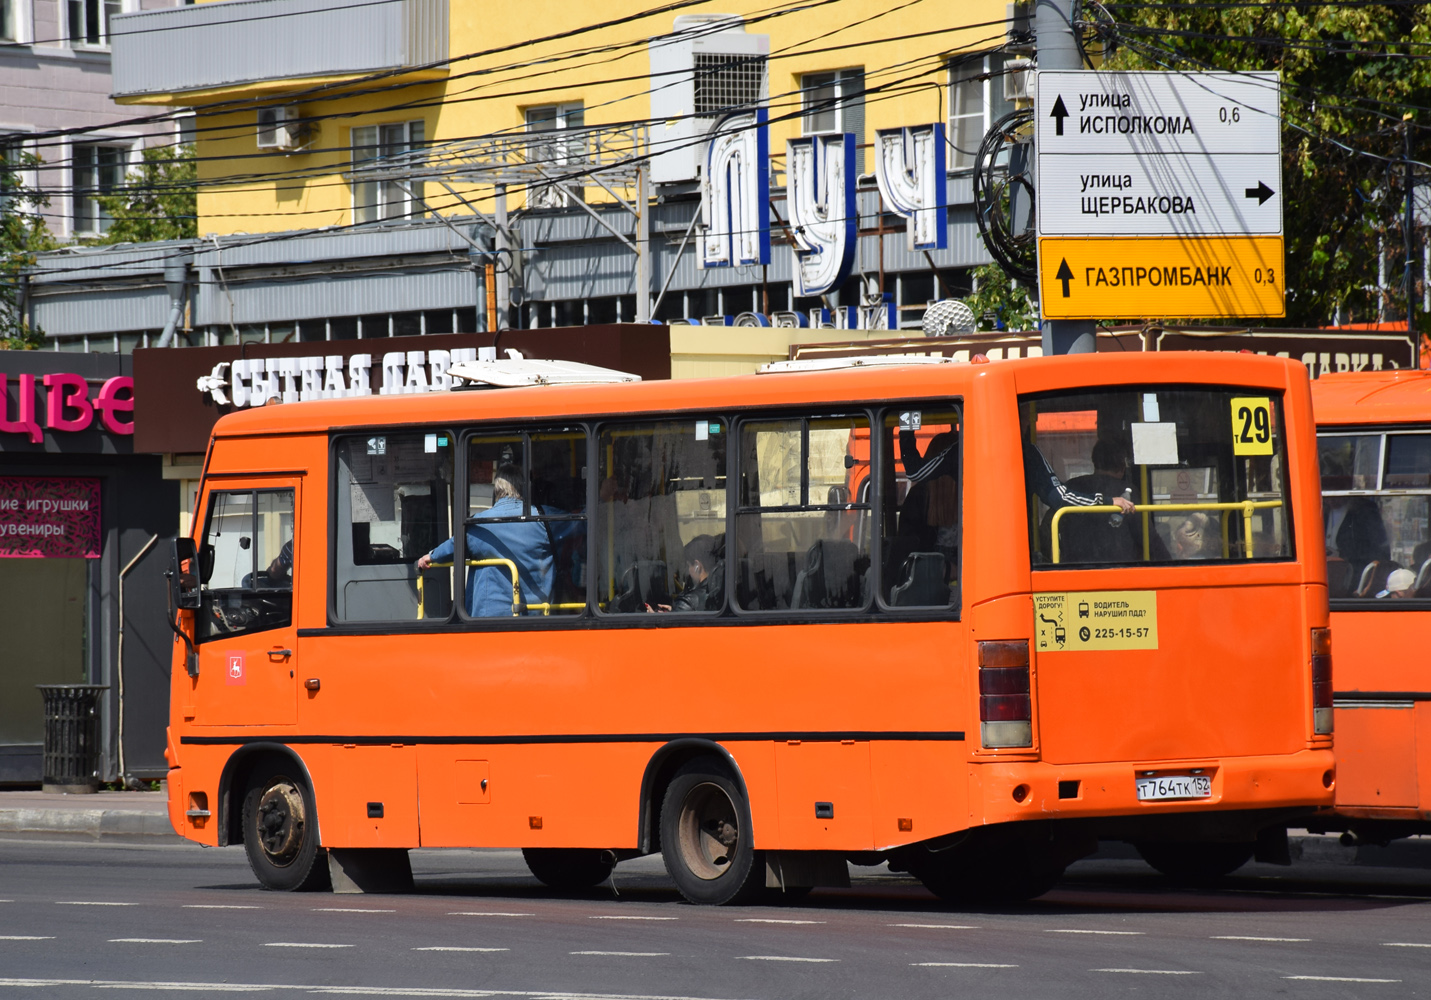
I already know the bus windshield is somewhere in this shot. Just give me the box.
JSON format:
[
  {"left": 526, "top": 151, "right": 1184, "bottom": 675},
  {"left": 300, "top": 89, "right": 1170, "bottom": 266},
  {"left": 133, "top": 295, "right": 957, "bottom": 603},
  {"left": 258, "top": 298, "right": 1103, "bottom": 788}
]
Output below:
[
  {"left": 1022, "top": 386, "right": 1293, "bottom": 566},
  {"left": 1319, "top": 430, "right": 1431, "bottom": 600}
]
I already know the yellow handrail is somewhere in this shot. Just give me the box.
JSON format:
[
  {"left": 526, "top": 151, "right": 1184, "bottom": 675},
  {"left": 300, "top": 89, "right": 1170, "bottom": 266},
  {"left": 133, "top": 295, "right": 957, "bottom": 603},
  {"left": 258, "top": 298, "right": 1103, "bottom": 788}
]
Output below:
[
  {"left": 418, "top": 558, "right": 521, "bottom": 618},
  {"left": 1049, "top": 500, "right": 1283, "bottom": 565}
]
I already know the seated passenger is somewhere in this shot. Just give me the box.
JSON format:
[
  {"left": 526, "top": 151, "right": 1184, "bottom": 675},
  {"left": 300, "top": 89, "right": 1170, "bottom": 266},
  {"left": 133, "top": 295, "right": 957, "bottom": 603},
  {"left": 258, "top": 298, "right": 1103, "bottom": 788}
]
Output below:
[
  {"left": 665, "top": 534, "right": 725, "bottom": 613},
  {"left": 1377, "top": 567, "right": 1416, "bottom": 599},
  {"left": 1024, "top": 441, "right": 1135, "bottom": 515},
  {"left": 1170, "top": 511, "right": 1215, "bottom": 560},
  {"left": 417, "top": 465, "right": 573, "bottom": 617},
  {"left": 1335, "top": 497, "right": 1390, "bottom": 581},
  {"left": 1055, "top": 440, "right": 1165, "bottom": 563}
]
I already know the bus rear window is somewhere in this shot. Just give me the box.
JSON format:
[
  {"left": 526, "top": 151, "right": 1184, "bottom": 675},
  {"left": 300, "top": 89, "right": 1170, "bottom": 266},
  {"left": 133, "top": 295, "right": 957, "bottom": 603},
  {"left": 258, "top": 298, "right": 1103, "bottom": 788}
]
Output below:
[{"left": 1021, "top": 388, "right": 1293, "bottom": 566}]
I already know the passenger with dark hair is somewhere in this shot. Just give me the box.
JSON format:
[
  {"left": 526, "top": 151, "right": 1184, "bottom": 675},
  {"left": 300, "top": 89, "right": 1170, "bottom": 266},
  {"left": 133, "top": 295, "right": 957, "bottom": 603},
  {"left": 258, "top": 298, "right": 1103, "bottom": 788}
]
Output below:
[{"left": 663, "top": 534, "right": 725, "bottom": 613}]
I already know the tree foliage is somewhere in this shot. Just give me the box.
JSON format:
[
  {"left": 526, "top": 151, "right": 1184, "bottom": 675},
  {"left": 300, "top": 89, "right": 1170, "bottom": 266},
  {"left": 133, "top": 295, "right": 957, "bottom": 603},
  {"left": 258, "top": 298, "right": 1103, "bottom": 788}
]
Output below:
[
  {"left": 1097, "top": 2, "right": 1431, "bottom": 328},
  {"left": 965, "top": 262, "right": 1037, "bottom": 331},
  {"left": 94, "top": 144, "right": 198, "bottom": 245},
  {"left": 0, "top": 151, "right": 56, "bottom": 349}
]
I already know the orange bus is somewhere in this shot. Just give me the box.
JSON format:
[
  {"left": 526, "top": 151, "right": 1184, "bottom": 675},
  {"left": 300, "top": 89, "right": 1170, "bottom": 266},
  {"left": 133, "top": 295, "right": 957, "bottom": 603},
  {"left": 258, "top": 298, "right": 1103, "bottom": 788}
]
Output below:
[
  {"left": 163, "top": 351, "right": 1335, "bottom": 903},
  {"left": 1308, "top": 369, "right": 1431, "bottom": 845}
]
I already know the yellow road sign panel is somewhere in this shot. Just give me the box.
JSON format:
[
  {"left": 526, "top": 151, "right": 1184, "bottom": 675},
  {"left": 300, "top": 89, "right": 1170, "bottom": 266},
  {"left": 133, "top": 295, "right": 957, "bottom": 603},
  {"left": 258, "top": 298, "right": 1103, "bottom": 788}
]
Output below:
[
  {"left": 1034, "top": 590, "right": 1160, "bottom": 652},
  {"left": 1038, "top": 236, "right": 1285, "bottom": 320}
]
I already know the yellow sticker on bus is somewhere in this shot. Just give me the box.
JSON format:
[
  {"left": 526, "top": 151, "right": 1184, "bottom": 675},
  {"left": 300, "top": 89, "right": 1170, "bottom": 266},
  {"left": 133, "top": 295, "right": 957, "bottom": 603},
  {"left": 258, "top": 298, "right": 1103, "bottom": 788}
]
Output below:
[
  {"left": 1230, "top": 396, "right": 1275, "bottom": 456},
  {"left": 1034, "top": 591, "right": 1159, "bottom": 652}
]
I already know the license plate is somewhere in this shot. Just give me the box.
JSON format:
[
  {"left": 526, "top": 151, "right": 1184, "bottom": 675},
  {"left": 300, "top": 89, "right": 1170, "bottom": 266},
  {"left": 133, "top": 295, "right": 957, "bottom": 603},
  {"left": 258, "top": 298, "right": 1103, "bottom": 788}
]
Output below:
[{"left": 1136, "top": 775, "right": 1212, "bottom": 801}]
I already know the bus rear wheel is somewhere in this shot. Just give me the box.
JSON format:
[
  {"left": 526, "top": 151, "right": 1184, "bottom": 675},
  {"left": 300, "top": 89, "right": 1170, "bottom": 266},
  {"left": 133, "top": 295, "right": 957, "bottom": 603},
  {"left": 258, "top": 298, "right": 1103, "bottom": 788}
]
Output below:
[
  {"left": 522, "top": 848, "right": 615, "bottom": 890},
  {"left": 660, "top": 760, "right": 764, "bottom": 905},
  {"left": 240, "top": 757, "right": 330, "bottom": 892},
  {"left": 1135, "top": 841, "right": 1255, "bottom": 885}
]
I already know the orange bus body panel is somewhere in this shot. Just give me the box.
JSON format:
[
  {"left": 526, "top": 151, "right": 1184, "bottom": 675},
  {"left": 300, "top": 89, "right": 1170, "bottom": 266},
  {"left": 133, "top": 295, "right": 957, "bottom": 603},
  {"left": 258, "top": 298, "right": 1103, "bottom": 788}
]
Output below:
[
  {"left": 170, "top": 353, "right": 1335, "bottom": 857},
  {"left": 1313, "top": 369, "right": 1431, "bottom": 826}
]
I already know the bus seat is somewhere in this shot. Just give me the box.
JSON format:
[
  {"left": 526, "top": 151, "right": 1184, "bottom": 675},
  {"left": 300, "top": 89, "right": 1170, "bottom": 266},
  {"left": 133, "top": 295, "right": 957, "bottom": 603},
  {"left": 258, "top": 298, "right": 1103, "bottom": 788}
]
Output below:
[
  {"left": 1414, "top": 558, "right": 1431, "bottom": 597},
  {"left": 1356, "top": 559, "right": 1398, "bottom": 597},
  {"left": 735, "top": 551, "right": 797, "bottom": 610},
  {"left": 1326, "top": 557, "right": 1354, "bottom": 598},
  {"left": 890, "top": 552, "right": 948, "bottom": 607},
  {"left": 791, "top": 539, "right": 870, "bottom": 610},
  {"left": 611, "top": 559, "right": 668, "bottom": 613}
]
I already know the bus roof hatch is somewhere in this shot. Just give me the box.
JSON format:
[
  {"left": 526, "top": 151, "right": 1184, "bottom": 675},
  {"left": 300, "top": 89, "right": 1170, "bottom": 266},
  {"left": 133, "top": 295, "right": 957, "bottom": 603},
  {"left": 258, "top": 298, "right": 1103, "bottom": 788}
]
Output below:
[
  {"left": 758, "top": 355, "right": 960, "bottom": 375},
  {"left": 448, "top": 358, "right": 642, "bottom": 388}
]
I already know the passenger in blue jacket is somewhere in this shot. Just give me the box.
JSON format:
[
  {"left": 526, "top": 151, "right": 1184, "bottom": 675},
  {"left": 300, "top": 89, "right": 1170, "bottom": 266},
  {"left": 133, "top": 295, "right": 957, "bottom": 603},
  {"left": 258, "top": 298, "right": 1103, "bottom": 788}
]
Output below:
[{"left": 417, "top": 465, "right": 578, "bottom": 617}]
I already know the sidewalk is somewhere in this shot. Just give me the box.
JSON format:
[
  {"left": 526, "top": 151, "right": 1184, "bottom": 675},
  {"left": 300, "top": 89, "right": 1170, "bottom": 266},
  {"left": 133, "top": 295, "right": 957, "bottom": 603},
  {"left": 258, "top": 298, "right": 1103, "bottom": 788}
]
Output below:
[{"left": 0, "top": 789, "right": 176, "bottom": 841}]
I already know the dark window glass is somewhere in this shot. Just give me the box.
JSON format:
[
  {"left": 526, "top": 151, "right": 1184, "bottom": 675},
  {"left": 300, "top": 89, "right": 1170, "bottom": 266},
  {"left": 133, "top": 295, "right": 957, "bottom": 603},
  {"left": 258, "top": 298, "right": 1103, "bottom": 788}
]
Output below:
[
  {"left": 196, "top": 489, "right": 294, "bottom": 641},
  {"left": 335, "top": 432, "right": 454, "bottom": 622},
  {"left": 878, "top": 406, "right": 961, "bottom": 610},
  {"left": 1318, "top": 433, "right": 1380, "bottom": 491},
  {"left": 596, "top": 418, "right": 727, "bottom": 614},
  {"left": 1385, "top": 434, "right": 1431, "bottom": 489}
]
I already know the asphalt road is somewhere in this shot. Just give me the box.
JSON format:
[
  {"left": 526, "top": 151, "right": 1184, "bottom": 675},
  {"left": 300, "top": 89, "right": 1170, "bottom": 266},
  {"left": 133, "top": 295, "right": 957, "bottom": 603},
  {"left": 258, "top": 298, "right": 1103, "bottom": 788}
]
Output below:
[{"left": 2, "top": 837, "right": 1430, "bottom": 998}]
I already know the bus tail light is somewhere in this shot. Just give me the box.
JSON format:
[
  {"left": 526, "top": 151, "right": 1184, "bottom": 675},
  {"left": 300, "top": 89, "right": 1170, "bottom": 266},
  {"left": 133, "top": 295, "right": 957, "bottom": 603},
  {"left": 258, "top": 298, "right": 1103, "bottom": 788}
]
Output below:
[
  {"left": 979, "top": 640, "right": 1032, "bottom": 748},
  {"left": 1311, "top": 627, "right": 1333, "bottom": 735}
]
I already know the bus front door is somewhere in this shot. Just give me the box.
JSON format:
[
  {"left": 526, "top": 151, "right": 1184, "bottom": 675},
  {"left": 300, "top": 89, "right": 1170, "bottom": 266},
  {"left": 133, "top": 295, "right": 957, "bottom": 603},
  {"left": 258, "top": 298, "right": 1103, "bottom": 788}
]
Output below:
[{"left": 191, "top": 482, "right": 300, "bottom": 727}]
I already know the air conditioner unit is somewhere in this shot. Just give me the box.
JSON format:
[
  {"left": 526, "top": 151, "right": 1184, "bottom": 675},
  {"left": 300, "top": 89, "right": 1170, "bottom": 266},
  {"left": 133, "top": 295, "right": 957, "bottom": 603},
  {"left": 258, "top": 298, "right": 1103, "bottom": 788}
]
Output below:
[
  {"left": 1003, "top": 58, "right": 1033, "bottom": 102},
  {"left": 256, "top": 106, "right": 302, "bottom": 151}
]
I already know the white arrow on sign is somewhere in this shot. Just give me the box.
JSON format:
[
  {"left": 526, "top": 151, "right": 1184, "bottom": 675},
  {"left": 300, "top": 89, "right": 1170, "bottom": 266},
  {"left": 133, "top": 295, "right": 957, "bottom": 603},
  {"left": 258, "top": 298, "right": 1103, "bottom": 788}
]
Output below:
[{"left": 1038, "top": 151, "right": 1282, "bottom": 237}]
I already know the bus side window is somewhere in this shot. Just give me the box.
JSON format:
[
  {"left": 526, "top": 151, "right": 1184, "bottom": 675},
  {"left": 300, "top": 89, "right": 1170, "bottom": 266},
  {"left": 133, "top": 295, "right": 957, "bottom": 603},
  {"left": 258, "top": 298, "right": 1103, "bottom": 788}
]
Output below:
[
  {"left": 879, "top": 407, "right": 961, "bottom": 611},
  {"left": 335, "top": 432, "right": 454, "bottom": 622},
  {"left": 596, "top": 418, "right": 727, "bottom": 614},
  {"left": 197, "top": 489, "right": 294, "bottom": 641},
  {"left": 735, "top": 414, "right": 872, "bottom": 612}
]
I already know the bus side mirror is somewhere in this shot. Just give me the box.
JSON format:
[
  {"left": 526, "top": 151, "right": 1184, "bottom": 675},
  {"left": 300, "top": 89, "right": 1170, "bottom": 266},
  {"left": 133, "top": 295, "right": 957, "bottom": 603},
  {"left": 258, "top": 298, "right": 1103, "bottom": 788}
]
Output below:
[
  {"left": 169, "top": 537, "right": 202, "bottom": 610},
  {"left": 199, "top": 543, "right": 215, "bottom": 584}
]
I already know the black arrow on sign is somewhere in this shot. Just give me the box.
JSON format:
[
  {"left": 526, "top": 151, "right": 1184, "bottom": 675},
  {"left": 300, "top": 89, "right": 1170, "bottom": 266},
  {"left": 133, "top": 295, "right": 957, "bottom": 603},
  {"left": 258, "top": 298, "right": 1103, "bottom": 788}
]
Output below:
[
  {"left": 1055, "top": 258, "right": 1074, "bottom": 298},
  {"left": 1244, "top": 181, "right": 1274, "bottom": 205},
  {"left": 1050, "top": 95, "right": 1069, "bottom": 136}
]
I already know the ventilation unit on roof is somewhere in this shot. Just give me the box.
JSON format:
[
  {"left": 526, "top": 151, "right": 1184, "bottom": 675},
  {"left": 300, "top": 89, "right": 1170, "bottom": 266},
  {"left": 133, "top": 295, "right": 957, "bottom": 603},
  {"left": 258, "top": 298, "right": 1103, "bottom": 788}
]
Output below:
[{"left": 648, "top": 15, "right": 769, "bottom": 184}]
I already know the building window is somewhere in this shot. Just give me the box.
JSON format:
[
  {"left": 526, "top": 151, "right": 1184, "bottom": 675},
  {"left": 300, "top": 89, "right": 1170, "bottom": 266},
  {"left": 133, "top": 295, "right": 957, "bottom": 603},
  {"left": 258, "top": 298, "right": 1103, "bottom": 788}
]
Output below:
[
  {"left": 949, "top": 53, "right": 1013, "bottom": 172},
  {"left": 175, "top": 113, "right": 197, "bottom": 148},
  {"left": 352, "top": 121, "right": 424, "bottom": 224},
  {"left": 693, "top": 53, "right": 766, "bottom": 118},
  {"left": 0, "top": 0, "right": 29, "bottom": 43},
  {"left": 72, "top": 143, "right": 126, "bottom": 235},
  {"left": 68, "top": 0, "right": 120, "bottom": 47},
  {"left": 801, "top": 69, "right": 865, "bottom": 174},
  {"left": 525, "top": 103, "right": 585, "bottom": 208}
]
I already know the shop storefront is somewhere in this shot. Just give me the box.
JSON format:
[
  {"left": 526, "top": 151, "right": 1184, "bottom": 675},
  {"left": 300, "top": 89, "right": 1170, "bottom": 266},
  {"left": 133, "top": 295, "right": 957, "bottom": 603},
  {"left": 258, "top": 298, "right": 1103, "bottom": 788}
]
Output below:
[{"left": 0, "top": 351, "right": 177, "bottom": 786}]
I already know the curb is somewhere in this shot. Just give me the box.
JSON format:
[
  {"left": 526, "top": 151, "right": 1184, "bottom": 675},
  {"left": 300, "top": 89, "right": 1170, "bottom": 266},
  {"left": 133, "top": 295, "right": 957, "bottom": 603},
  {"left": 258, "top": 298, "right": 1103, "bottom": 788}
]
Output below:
[{"left": 0, "top": 807, "right": 177, "bottom": 840}]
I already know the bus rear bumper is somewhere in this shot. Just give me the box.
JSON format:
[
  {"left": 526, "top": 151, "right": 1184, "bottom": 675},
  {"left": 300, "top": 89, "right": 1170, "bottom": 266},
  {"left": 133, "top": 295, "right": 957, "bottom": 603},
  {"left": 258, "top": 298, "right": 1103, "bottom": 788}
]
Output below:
[{"left": 974, "top": 748, "right": 1337, "bottom": 835}]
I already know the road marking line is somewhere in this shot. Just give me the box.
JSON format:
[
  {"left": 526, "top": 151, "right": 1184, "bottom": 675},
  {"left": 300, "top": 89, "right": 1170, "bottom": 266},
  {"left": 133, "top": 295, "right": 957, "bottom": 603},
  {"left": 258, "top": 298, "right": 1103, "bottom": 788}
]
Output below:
[
  {"left": 1047, "top": 929, "right": 1144, "bottom": 935},
  {"left": 0, "top": 936, "right": 54, "bottom": 941},
  {"left": 738, "top": 956, "right": 838, "bottom": 962},
  {"left": 1093, "top": 969, "right": 1201, "bottom": 975},
  {"left": 448, "top": 912, "right": 534, "bottom": 917},
  {"left": 1384, "top": 942, "right": 1431, "bottom": 947},
  {"left": 413, "top": 947, "right": 510, "bottom": 952},
  {"left": 890, "top": 924, "right": 979, "bottom": 930},
  {"left": 263, "top": 942, "right": 354, "bottom": 949},
  {"left": 0, "top": 980, "right": 760, "bottom": 999},
  {"left": 182, "top": 904, "right": 261, "bottom": 910},
  {"left": 55, "top": 901, "right": 136, "bottom": 906},
  {"left": 734, "top": 919, "right": 825, "bottom": 925},
  {"left": 589, "top": 915, "right": 679, "bottom": 921},
  {"left": 312, "top": 908, "right": 397, "bottom": 913},
  {"left": 1211, "top": 935, "right": 1310, "bottom": 942},
  {"left": 1284, "top": 976, "right": 1402, "bottom": 983},
  {"left": 108, "top": 938, "right": 201, "bottom": 944},
  {"left": 571, "top": 951, "right": 671, "bottom": 957},
  {"left": 913, "top": 962, "right": 1018, "bottom": 968}
]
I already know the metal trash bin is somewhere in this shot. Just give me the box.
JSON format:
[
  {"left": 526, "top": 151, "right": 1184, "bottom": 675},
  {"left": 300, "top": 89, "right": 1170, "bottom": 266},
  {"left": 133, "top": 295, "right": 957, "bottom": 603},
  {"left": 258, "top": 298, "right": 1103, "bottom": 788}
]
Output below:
[{"left": 36, "top": 684, "right": 108, "bottom": 794}]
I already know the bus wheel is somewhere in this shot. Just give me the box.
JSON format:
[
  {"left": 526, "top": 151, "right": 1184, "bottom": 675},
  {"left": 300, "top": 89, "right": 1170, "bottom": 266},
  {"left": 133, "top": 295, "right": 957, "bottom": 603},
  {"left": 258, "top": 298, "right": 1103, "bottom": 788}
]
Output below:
[
  {"left": 660, "top": 760, "right": 764, "bottom": 905},
  {"left": 1135, "top": 841, "right": 1254, "bottom": 885},
  {"left": 522, "top": 848, "right": 615, "bottom": 890},
  {"left": 241, "top": 758, "right": 330, "bottom": 892}
]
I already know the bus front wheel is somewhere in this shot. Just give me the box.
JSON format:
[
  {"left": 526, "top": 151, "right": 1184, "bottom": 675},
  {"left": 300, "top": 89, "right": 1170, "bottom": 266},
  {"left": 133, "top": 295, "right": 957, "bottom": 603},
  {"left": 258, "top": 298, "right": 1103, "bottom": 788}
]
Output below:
[
  {"left": 240, "top": 757, "right": 330, "bottom": 892},
  {"left": 523, "top": 848, "right": 615, "bottom": 890},
  {"left": 659, "top": 760, "right": 764, "bottom": 905},
  {"left": 1135, "top": 841, "right": 1255, "bottom": 885}
]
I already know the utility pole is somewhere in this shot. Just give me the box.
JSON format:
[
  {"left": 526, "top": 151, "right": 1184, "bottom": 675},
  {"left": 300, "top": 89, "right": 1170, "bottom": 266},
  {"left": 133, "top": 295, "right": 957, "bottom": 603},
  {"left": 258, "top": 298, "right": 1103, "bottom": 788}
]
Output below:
[
  {"left": 1406, "top": 114, "right": 1416, "bottom": 344},
  {"left": 1035, "top": 0, "right": 1097, "bottom": 355}
]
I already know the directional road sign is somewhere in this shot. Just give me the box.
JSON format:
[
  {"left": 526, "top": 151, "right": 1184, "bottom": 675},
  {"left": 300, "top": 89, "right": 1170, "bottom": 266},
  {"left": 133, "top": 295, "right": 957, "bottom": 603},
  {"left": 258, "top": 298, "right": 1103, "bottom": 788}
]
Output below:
[{"left": 1035, "top": 70, "right": 1284, "bottom": 319}]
